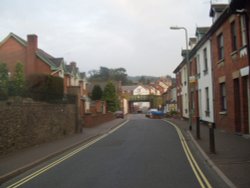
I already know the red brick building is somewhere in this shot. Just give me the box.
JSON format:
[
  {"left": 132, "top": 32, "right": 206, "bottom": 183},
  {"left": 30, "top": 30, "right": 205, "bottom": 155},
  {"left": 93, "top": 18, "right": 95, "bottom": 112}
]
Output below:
[
  {"left": 0, "top": 33, "right": 90, "bottom": 117},
  {"left": 0, "top": 33, "right": 64, "bottom": 78},
  {"left": 210, "top": 4, "right": 250, "bottom": 133},
  {"left": 173, "top": 2, "right": 250, "bottom": 134}
]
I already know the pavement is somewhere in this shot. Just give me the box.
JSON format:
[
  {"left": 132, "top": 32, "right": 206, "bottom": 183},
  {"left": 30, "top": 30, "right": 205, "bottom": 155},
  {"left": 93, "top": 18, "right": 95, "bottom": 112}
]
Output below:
[
  {"left": 167, "top": 117, "right": 250, "bottom": 188},
  {"left": 0, "top": 115, "right": 250, "bottom": 188}
]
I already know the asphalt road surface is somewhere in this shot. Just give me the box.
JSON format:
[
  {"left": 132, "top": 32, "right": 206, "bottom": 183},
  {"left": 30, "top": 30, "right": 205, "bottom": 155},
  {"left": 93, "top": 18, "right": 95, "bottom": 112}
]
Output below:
[{"left": 3, "top": 114, "right": 228, "bottom": 188}]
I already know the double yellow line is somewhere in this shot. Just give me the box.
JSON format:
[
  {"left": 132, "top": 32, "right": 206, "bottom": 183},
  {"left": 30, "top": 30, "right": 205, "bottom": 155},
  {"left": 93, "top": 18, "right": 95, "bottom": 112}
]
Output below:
[
  {"left": 164, "top": 120, "right": 212, "bottom": 188},
  {"left": 7, "top": 120, "right": 128, "bottom": 188}
]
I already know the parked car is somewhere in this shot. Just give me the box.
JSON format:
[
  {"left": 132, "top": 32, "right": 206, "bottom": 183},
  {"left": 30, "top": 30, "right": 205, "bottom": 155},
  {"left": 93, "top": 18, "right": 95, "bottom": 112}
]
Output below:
[
  {"left": 114, "top": 111, "right": 124, "bottom": 118},
  {"left": 146, "top": 108, "right": 164, "bottom": 119},
  {"left": 145, "top": 108, "right": 157, "bottom": 118}
]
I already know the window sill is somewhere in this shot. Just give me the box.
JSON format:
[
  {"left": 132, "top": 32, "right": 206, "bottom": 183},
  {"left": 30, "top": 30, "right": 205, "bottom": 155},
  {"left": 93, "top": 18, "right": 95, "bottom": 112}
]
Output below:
[
  {"left": 219, "top": 111, "right": 227, "bottom": 115},
  {"left": 217, "top": 59, "right": 225, "bottom": 68},
  {"left": 217, "top": 58, "right": 224, "bottom": 64},
  {"left": 230, "top": 50, "right": 237, "bottom": 56}
]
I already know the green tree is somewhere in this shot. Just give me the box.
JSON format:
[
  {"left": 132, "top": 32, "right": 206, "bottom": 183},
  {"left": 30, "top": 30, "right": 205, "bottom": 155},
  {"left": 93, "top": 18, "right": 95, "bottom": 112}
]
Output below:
[
  {"left": 91, "top": 85, "right": 103, "bottom": 100},
  {"left": 0, "top": 63, "right": 9, "bottom": 99},
  {"left": 112, "top": 68, "right": 128, "bottom": 84},
  {"left": 139, "top": 76, "right": 146, "bottom": 84},
  {"left": 99, "top": 66, "right": 110, "bottom": 80},
  {"left": 10, "top": 62, "right": 25, "bottom": 96},
  {"left": 102, "top": 81, "right": 119, "bottom": 112},
  {"left": 88, "top": 66, "right": 128, "bottom": 84}
]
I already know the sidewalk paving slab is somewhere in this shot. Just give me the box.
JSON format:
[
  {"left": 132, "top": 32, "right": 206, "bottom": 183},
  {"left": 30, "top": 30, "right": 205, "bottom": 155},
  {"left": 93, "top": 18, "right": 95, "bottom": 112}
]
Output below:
[{"left": 166, "top": 117, "right": 250, "bottom": 188}]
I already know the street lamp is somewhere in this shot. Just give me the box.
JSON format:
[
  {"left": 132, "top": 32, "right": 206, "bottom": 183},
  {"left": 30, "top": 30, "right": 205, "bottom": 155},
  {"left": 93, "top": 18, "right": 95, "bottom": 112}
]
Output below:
[{"left": 170, "top": 26, "right": 192, "bottom": 131}]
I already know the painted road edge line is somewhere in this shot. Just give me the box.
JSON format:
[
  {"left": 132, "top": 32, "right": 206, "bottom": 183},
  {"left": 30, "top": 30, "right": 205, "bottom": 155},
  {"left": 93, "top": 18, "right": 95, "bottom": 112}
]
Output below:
[
  {"left": 163, "top": 119, "right": 212, "bottom": 188},
  {"left": 186, "top": 131, "right": 237, "bottom": 188},
  {"left": 7, "top": 120, "right": 129, "bottom": 188}
]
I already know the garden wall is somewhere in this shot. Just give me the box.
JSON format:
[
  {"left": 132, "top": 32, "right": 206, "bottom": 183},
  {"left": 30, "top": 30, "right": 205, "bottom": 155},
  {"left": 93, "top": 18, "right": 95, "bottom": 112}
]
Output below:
[{"left": 0, "top": 102, "right": 77, "bottom": 155}]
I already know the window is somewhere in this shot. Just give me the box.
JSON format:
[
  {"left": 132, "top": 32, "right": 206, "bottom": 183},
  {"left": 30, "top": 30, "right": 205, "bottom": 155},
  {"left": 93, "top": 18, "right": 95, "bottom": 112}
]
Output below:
[
  {"left": 217, "top": 33, "right": 224, "bottom": 60},
  {"left": 220, "top": 83, "right": 227, "bottom": 111},
  {"left": 196, "top": 54, "right": 200, "bottom": 77},
  {"left": 240, "top": 15, "right": 247, "bottom": 46},
  {"left": 205, "top": 87, "right": 210, "bottom": 116},
  {"left": 231, "top": 21, "right": 237, "bottom": 52},
  {"left": 203, "top": 48, "right": 208, "bottom": 74}
]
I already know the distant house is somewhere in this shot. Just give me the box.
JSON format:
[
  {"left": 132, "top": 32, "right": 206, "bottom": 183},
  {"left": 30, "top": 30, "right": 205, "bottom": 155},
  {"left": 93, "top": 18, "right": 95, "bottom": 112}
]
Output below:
[
  {"left": 174, "top": 56, "right": 189, "bottom": 119},
  {"left": 189, "top": 26, "right": 214, "bottom": 124},
  {"left": 162, "top": 85, "right": 177, "bottom": 114},
  {"left": 133, "top": 85, "right": 150, "bottom": 95},
  {"left": 146, "top": 85, "right": 161, "bottom": 95}
]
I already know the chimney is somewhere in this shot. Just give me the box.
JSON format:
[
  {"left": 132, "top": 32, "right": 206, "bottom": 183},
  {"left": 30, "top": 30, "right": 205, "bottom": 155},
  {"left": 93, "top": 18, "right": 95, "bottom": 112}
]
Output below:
[
  {"left": 26, "top": 34, "right": 38, "bottom": 76},
  {"left": 27, "top": 34, "right": 38, "bottom": 50},
  {"left": 70, "top": 62, "right": 76, "bottom": 68}
]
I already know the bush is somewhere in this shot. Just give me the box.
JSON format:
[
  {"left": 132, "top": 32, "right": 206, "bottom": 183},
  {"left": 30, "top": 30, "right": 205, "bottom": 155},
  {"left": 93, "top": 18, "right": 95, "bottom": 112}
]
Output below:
[
  {"left": 26, "top": 74, "right": 64, "bottom": 102},
  {"left": 0, "top": 63, "right": 9, "bottom": 100}
]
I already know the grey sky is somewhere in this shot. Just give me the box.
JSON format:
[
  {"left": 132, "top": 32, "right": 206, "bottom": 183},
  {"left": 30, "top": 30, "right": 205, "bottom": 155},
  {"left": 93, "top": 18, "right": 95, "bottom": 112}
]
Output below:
[{"left": 0, "top": 0, "right": 228, "bottom": 76}]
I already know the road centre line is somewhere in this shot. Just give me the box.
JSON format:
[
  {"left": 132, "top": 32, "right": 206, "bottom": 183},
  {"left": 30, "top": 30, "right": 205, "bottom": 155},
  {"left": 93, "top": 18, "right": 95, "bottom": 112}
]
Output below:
[
  {"left": 163, "top": 120, "right": 212, "bottom": 188},
  {"left": 7, "top": 120, "right": 129, "bottom": 188}
]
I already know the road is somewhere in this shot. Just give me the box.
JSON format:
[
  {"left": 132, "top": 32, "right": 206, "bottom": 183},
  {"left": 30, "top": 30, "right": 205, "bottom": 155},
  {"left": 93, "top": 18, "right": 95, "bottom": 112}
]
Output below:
[{"left": 3, "top": 114, "right": 228, "bottom": 188}]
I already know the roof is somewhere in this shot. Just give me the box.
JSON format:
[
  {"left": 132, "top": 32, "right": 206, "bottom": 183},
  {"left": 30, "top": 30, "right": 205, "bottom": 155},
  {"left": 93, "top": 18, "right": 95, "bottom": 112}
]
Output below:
[
  {"left": 121, "top": 85, "right": 138, "bottom": 92},
  {"left": 50, "top": 58, "right": 64, "bottom": 67},
  {"left": 181, "top": 49, "right": 190, "bottom": 57},
  {"left": 36, "top": 49, "right": 60, "bottom": 70},
  {"left": 189, "top": 37, "right": 197, "bottom": 46},
  {"left": 209, "top": 4, "right": 228, "bottom": 17},
  {"left": 0, "top": 33, "right": 27, "bottom": 47},
  {"left": 195, "top": 27, "right": 210, "bottom": 36}
]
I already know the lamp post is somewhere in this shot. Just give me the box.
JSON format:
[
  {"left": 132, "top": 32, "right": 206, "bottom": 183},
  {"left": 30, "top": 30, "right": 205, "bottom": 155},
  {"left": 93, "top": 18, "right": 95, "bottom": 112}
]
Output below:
[{"left": 170, "top": 26, "right": 192, "bottom": 131}]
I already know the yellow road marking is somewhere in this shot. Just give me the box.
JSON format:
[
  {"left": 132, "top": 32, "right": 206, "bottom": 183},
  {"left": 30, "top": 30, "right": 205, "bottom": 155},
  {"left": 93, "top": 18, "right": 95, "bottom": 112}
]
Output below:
[
  {"left": 7, "top": 120, "right": 129, "bottom": 188},
  {"left": 164, "top": 120, "right": 212, "bottom": 188}
]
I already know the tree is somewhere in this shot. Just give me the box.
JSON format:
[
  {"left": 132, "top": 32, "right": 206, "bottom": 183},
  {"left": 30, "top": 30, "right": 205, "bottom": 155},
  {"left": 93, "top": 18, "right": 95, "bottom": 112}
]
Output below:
[
  {"left": 102, "top": 81, "right": 119, "bottom": 112},
  {"left": 139, "top": 76, "right": 146, "bottom": 84},
  {"left": 0, "top": 63, "right": 9, "bottom": 99},
  {"left": 10, "top": 62, "right": 25, "bottom": 96},
  {"left": 112, "top": 68, "right": 128, "bottom": 84},
  {"left": 88, "top": 66, "right": 128, "bottom": 84},
  {"left": 91, "top": 85, "right": 103, "bottom": 100},
  {"left": 99, "top": 66, "right": 110, "bottom": 80}
]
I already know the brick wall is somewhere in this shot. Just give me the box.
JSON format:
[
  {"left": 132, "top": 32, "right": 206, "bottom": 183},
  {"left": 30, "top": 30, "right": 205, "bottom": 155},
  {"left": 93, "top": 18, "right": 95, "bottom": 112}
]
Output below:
[
  {"left": 211, "top": 14, "right": 249, "bottom": 133},
  {"left": 0, "top": 102, "right": 77, "bottom": 155},
  {"left": 83, "top": 112, "right": 115, "bottom": 127}
]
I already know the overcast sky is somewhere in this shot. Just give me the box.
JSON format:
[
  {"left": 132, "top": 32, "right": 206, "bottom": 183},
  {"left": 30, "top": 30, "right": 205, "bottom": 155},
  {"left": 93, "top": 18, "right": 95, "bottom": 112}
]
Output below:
[{"left": 0, "top": 0, "right": 229, "bottom": 77}]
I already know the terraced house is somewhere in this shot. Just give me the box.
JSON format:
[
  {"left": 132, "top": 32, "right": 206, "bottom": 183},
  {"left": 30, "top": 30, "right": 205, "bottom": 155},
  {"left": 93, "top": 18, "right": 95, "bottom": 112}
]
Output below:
[{"left": 174, "top": 2, "right": 250, "bottom": 134}]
